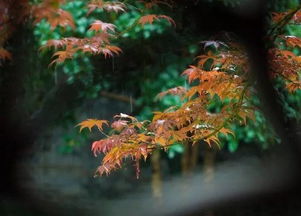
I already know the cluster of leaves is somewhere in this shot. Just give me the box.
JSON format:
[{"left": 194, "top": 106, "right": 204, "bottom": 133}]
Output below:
[
  {"left": 269, "top": 7, "right": 301, "bottom": 92},
  {"left": 36, "top": 0, "right": 176, "bottom": 65},
  {"left": 220, "top": 7, "right": 301, "bottom": 152},
  {"left": 76, "top": 6, "right": 301, "bottom": 177},
  {"left": 271, "top": 8, "right": 301, "bottom": 122},
  {"left": 31, "top": 0, "right": 119, "bottom": 65},
  {"left": 23, "top": 0, "right": 98, "bottom": 120},
  {"left": 78, "top": 41, "right": 256, "bottom": 177},
  {"left": 1, "top": 0, "right": 176, "bottom": 65},
  {"left": 2, "top": 0, "right": 180, "bottom": 157},
  {"left": 135, "top": 53, "right": 194, "bottom": 158},
  {"left": 31, "top": 0, "right": 76, "bottom": 30}
]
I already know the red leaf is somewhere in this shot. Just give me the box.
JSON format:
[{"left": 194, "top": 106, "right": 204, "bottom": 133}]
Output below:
[
  {"left": 40, "top": 39, "right": 65, "bottom": 50},
  {"left": 100, "top": 45, "right": 122, "bottom": 58},
  {"left": 139, "top": 14, "right": 175, "bottom": 26},
  {"left": 111, "top": 120, "right": 128, "bottom": 131},
  {"left": 77, "top": 119, "right": 109, "bottom": 132},
  {"left": 92, "top": 135, "right": 121, "bottom": 156},
  {"left": 182, "top": 65, "right": 202, "bottom": 83},
  {"left": 89, "top": 20, "right": 116, "bottom": 33},
  {"left": 32, "top": 1, "right": 75, "bottom": 29}
]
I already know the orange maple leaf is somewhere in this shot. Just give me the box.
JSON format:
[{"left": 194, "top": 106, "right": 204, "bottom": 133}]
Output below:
[
  {"left": 182, "top": 65, "right": 202, "bottom": 83},
  {"left": 111, "top": 120, "right": 128, "bottom": 131},
  {"left": 32, "top": 0, "right": 75, "bottom": 30},
  {"left": 138, "top": 14, "right": 175, "bottom": 26},
  {"left": 77, "top": 119, "right": 109, "bottom": 132},
  {"left": 40, "top": 39, "right": 65, "bottom": 50},
  {"left": 89, "top": 20, "right": 116, "bottom": 33},
  {"left": 204, "top": 135, "right": 221, "bottom": 149},
  {"left": 282, "top": 35, "right": 301, "bottom": 48},
  {"left": 101, "top": 45, "right": 122, "bottom": 58},
  {"left": 286, "top": 82, "right": 301, "bottom": 93}
]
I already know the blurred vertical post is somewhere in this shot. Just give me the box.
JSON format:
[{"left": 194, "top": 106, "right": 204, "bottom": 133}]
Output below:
[
  {"left": 204, "top": 145, "right": 216, "bottom": 216},
  {"left": 181, "top": 142, "right": 200, "bottom": 176},
  {"left": 151, "top": 149, "right": 162, "bottom": 198},
  {"left": 203, "top": 145, "right": 216, "bottom": 183}
]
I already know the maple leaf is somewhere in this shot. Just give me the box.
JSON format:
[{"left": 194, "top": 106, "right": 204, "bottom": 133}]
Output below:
[
  {"left": 32, "top": 1, "right": 75, "bottom": 30},
  {"left": 271, "top": 11, "right": 288, "bottom": 23},
  {"left": 80, "top": 44, "right": 99, "bottom": 54},
  {"left": 136, "top": 134, "right": 153, "bottom": 143},
  {"left": 272, "top": 9, "right": 301, "bottom": 24},
  {"left": 88, "top": 0, "right": 126, "bottom": 14},
  {"left": 96, "top": 163, "right": 117, "bottom": 176},
  {"left": 96, "top": 143, "right": 150, "bottom": 177},
  {"left": 40, "top": 39, "right": 66, "bottom": 50},
  {"left": 155, "top": 136, "right": 169, "bottom": 146},
  {"left": 237, "top": 108, "right": 255, "bottom": 125},
  {"left": 111, "top": 120, "right": 128, "bottom": 131},
  {"left": 156, "top": 86, "right": 186, "bottom": 100},
  {"left": 93, "top": 32, "right": 111, "bottom": 44},
  {"left": 268, "top": 48, "right": 301, "bottom": 79},
  {"left": 43, "top": 34, "right": 121, "bottom": 65},
  {"left": 101, "top": 45, "right": 122, "bottom": 58},
  {"left": 184, "top": 86, "right": 199, "bottom": 99},
  {"left": 89, "top": 20, "right": 116, "bottom": 33},
  {"left": 292, "top": 10, "right": 301, "bottom": 23},
  {"left": 77, "top": 119, "right": 109, "bottom": 132},
  {"left": 49, "top": 49, "right": 76, "bottom": 66},
  {"left": 196, "top": 51, "right": 217, "bottom": 67},
  {"left": 219, "top": 127, "right": 235, "bottom": 137},
  {"left": 121, "top": 128, "right": 137, "bottom": 136},
  {"left": 204, "top": 135, "right": 221, "bottom": 148},
  {"left": 102, "top": 2, "right": 126, "bottom": 13},
  {"left": 105, "top": 45, "right": 122, "bottom": 54},
  {"left": 182, "top": 65, "right": 202, "bottom": 83},
  {"left": 280, "top": 50, "right": 297, "bottom": 59},
  {"left": 286, "top": 82, "right": 301, "bottom": 93},
  {"left": 138, "top": 14, "right": 175, "bottom": 26},
  {"left": 92, "top": 135, "right": 122, "bottom": 155},
  {"left": 282, "top": 35, "right": 301, "bottom": 48}
]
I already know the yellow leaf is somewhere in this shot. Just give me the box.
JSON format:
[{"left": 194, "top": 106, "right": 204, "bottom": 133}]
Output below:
[
  {"left": 77, "top": 119, "right": 109, "bottom": 132},
  {"left": 155, "top": 136, "right": 167, "bottom": 146},
  {"left": 204, "top": 135, "right": 221, "bottom": 149},
  {"left": 219, "top": 127, "right": 235, "bottom": 137}
]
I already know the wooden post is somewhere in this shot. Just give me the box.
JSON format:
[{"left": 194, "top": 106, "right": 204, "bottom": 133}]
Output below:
[{"left": 151, "top": 149, "right": 162, "bottom": 198}]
